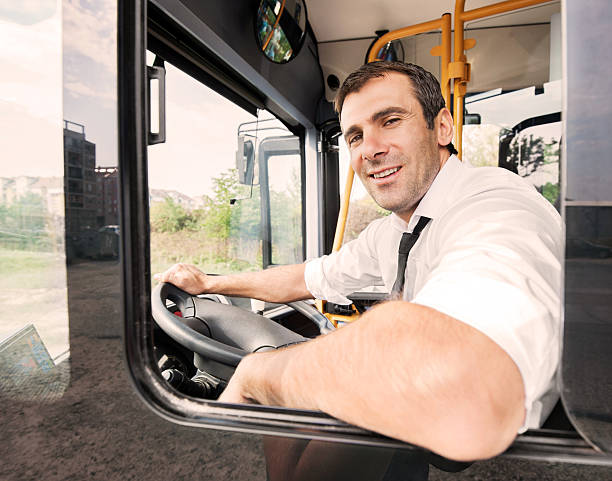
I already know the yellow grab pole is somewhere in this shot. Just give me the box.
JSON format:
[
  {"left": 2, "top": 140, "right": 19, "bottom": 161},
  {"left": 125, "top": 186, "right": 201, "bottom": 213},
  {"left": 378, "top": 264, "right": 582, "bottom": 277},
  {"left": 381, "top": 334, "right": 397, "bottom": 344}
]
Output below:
[
  {"left": 331, "top": 16, "right": 448, "bottom": 252},
  {"left": 453, "top": 0, "right": 466, "bottom": 159},
  {"left": 462, "top": 0, "right": 551, "bottom": 22},
  {"left": 452, "top": 0, "right": 553, "bottom": 158},
  {"left": 366, "top": 18, "right": 444, "bottom": 63},
  {"left": 332, "top": 0, "right": 554, "bottom": 262},
  {"left": 440, "top": 13, "right": 452, "bottom": 113},
  {"left": 333, "top": 17, "right": 445, "bottom": 252},
  {"left": 332, "top": 165, "right": 355, "bottom": 251}
]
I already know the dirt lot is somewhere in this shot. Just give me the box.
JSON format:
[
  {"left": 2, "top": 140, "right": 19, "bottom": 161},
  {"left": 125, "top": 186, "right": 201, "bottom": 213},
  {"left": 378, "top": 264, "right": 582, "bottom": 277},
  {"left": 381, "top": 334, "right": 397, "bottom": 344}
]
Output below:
[
  {"left": 2, "top": 259, "right": 610, "bottom": 480},
  {"left": 1, "top": 259, "right": 266, "bottom": 481}
]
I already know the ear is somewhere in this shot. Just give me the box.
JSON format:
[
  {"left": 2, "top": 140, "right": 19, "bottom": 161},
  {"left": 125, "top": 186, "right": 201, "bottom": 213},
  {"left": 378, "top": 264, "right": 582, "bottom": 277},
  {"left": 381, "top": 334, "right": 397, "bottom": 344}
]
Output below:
[{"left": 435, "top": 108, "right": 454, "bottom": 148}]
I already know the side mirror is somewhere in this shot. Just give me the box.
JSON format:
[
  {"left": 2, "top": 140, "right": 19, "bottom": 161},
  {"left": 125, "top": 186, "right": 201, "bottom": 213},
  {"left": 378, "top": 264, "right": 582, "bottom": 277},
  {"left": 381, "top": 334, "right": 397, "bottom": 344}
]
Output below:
[
  {"left": 236, "top": 136, "right": 255, "bottom": 185},
  {"left": 464, "top": 113, "right": 481, "bottom": 125},
  {"left": 255, "top": 0, "right": 307, "bottom": 63}
]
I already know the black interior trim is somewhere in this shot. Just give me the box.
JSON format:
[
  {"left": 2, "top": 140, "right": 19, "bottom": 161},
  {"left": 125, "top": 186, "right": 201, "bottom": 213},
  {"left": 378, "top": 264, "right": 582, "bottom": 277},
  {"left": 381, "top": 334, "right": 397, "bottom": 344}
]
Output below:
[
  {"left": 119, "top": 0, "right": 158, "bottom": 407},
  {"left": 119, "top": 0, "right": 611, "bottom": 467},
  {"left": 147, "top": 2, "right": 264, "bottom": 116}
]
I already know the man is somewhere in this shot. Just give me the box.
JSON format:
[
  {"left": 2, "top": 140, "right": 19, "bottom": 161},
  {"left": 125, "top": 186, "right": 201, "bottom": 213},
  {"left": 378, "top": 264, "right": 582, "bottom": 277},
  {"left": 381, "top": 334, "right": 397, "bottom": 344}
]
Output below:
[{"left": 156, "top": 62, "right": 562, "bottom": 462}]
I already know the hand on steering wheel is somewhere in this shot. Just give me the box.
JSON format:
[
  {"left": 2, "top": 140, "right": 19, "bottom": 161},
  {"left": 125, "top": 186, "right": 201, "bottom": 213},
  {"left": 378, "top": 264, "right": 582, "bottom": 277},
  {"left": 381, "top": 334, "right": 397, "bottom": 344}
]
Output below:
[{"left": 154, "top": 263, "right": 210, "bottom": 295}]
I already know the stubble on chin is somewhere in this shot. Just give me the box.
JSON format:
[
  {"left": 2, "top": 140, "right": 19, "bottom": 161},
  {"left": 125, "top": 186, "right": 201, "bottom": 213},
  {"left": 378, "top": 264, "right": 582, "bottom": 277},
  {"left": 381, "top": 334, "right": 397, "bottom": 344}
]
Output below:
[{"left": 365, "top": 162, "right": 438, "bottom": 215}]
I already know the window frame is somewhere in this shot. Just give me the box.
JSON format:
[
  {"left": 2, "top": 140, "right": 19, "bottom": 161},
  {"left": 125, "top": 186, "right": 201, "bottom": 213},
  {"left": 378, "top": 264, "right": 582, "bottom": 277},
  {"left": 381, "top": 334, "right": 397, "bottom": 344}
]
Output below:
[
  {"left": 119, "top": 0, "right": 395, "bottom": 448},
  {"left": 258, "top": 134, "right": 306, "bottom": 268},
  {"left": 117, "top": 0, "right": 612, "bottom": 465}
]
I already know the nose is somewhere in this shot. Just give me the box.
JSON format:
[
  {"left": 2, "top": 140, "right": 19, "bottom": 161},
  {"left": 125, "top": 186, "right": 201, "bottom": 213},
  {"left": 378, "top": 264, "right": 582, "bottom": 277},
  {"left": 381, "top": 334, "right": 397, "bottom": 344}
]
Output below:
[{"left": 360, "top": 129, "right": 389, "bottom": 162}]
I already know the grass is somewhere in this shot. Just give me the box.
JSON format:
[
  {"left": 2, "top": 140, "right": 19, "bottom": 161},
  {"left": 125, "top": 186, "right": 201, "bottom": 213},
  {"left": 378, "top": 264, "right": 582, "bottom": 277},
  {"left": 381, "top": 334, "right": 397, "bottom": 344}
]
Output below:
[
  {"left": 150, "top": 231, "right": 260, "bottom": 281},
  {"left": 0, "top": 248, "right": 66, "bottom": 290}
]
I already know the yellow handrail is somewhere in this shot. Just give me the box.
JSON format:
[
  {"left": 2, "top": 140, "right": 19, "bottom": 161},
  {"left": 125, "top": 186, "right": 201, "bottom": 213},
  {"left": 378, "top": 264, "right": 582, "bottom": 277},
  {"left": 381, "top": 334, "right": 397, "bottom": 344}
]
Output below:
[
  {"left": 333, "top": 0, "right": 553, "bottom": 251},
  {"left": 452, "top": 0, "right": 554, "bottom": 158},
  {"left": 332, "top": 167, "right": 355, "bottom": 252},
  {"left": 332, "top": 14, "right": 452, "bottom": 252}
]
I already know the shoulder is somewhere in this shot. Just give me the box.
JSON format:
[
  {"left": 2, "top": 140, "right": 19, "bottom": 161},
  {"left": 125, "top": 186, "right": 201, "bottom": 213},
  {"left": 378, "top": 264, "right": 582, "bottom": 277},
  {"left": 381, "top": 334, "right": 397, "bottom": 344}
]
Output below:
[
  {"left": 432, "top": 166, "right": 561, "bottom": 250},
  {"left": 450, "top": 165, "right": 558, "bottom": 217},
  {"left": 461, "top": 164, "right": 537, "bottom": 195}
]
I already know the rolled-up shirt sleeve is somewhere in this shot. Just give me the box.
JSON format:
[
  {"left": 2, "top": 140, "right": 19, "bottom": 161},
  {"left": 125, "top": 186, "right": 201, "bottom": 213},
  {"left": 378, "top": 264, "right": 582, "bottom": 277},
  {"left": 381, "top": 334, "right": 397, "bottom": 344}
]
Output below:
[
  {"left": 412, "top": 194, "right": 563, "bottom": 430},
  {"left": 304, "top": 218, "right": 387, "bottom": 304}
]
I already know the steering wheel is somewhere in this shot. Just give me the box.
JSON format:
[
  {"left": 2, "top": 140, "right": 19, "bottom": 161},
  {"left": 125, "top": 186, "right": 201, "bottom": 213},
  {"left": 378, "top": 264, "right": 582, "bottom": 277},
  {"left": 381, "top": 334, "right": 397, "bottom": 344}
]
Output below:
[{"left": 151, "top": 283, "right": 332, "bottom": 374}]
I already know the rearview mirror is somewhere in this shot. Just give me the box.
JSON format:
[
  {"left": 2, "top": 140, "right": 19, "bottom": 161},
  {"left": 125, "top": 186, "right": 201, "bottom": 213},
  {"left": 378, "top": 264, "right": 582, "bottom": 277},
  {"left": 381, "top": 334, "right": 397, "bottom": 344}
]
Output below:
[
  {"left": 255, "top": 0, "right": 307, "bottom": 63},
  {"left": 464, "top": 113, "right": 481, "bottom": 125},
  {"left": 236, "top": 136, "right": 255, "bottom": 185}
]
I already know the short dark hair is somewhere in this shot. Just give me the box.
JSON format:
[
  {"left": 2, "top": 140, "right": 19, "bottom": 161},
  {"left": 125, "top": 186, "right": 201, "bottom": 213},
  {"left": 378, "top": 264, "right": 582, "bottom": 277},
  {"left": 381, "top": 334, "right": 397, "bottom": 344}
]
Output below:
[{"left": 335, "top": 61, "right": 457, "bottom": 155}]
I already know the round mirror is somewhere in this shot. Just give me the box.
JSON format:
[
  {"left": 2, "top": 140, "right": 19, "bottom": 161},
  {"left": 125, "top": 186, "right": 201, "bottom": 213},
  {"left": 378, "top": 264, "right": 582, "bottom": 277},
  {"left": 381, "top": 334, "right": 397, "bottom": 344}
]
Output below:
[
  {"left": 256, "top": 0, "right": 308, "bottom": 63},
  {"left": 365, "top": 30, "right": 405, "bottom": 64}
]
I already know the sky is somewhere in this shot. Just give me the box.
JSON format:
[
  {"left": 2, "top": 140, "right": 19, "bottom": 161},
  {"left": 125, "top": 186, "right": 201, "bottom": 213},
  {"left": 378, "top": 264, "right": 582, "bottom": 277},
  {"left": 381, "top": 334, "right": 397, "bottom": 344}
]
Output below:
[
  {"left": 0, "top": 0, "right": 297, "bottom": 199},
  {"left": 0, "top": 0, "right": 63, "bottom": 178},
  {"left": 1, "top": 0, "right": 561, "bottom": 200}
]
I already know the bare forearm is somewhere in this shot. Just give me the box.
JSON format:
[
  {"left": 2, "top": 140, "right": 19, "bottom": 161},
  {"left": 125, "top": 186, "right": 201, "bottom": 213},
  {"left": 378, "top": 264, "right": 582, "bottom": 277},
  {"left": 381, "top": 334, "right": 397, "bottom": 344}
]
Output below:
[
  {"left": 230, "top": 301, "right": 525, "bottom": 460},
  {"left": 205, "top": 263, "right": 311, "bottom": 303}
]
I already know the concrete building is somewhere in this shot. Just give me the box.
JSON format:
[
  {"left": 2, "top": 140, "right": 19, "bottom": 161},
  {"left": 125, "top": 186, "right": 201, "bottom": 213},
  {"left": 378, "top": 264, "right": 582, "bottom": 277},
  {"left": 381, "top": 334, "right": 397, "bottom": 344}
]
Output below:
[
  {"left": 96, "top": 167, "right": 119, "bottom": 227},
  {"left": 149, "top": 188, "right": 196, "bottom": 210},
  {"left": 63, "top": 121, "right": 98, "bottom": 234}
]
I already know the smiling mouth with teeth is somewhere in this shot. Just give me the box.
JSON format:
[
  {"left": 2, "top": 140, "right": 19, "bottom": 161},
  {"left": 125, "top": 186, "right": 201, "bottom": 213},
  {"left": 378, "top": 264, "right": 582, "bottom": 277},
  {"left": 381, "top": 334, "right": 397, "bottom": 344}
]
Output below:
[{"left": 371, "top": 167, "right": 400, "bottom": 179}]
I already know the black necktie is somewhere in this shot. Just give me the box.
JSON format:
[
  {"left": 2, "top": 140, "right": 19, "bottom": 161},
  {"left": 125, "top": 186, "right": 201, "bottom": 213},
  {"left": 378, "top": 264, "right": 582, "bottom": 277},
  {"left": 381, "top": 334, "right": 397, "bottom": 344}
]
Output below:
[{"left": 390, "top": 216, "right": 431, "bottom": 299}]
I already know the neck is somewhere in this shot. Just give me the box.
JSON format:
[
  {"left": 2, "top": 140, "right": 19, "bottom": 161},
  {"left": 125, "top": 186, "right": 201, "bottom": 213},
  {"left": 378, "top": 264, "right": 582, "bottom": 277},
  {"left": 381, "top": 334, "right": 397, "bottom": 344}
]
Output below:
[
  {"left": 395, "top": 150, "right": 451, "bottom": 223},
  {"left": 439, "top": 149, "right": 452, "bottom": 169},
  {"left": 395, "top": 205, "right": 417, "bottom": 224}
]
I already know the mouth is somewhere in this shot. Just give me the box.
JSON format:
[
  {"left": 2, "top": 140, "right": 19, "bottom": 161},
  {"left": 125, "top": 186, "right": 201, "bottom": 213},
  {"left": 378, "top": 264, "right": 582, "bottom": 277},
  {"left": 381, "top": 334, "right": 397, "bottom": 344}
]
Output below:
[{"left": 369, "top": 166, "right": 401, "bottom": 180}]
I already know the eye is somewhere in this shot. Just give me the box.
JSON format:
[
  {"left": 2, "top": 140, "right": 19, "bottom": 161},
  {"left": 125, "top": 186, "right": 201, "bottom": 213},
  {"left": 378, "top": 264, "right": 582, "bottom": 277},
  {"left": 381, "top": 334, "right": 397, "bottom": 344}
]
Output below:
[
  {"left": 384, "top": 117, "right": 400, "bottom": 126},
  {"left": 348, "top": 134, "right": 362, "bottom": 146}
]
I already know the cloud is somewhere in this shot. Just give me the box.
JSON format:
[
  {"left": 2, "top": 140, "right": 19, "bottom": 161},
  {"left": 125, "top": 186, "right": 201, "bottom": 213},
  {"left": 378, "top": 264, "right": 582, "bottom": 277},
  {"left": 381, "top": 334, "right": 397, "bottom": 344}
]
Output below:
[
  {"left": 0, "top": 0, "right": 57, "bottom": 25},
  {"left": 64, "top": 79, "right": 115, "bottom": 105},
  {"left": 0, "top": 3, "right": 61, "bottom": 123},
  {"left": 0, "top": 100, "right": 63, "bottom": 178},
  {"left": 62, "top": 0, "right": 116, "bottom": 75}
]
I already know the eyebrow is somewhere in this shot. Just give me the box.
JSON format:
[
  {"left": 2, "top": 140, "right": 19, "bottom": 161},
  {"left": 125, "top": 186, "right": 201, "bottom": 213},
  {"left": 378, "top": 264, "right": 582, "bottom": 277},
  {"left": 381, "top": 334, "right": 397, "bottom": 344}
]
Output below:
[
  {"left": 343, "top": 106, "right": 411, "bottom": 141},
  {"left": 372, "top": 106, "right": 410, "bottom": 123}
]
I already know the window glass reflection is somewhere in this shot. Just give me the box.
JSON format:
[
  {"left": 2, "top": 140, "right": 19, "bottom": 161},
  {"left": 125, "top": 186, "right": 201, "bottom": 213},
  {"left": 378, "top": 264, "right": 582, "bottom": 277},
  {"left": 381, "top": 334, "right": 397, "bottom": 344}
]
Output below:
[
  {"left": 147, "top": 57, "right": 303, "bottom": 277},
  {"left": 268, "top": 153, "right": 303, "bottom": 265},
  {"left": 0, "top": 1, "right": 69, "bottom": 400}
]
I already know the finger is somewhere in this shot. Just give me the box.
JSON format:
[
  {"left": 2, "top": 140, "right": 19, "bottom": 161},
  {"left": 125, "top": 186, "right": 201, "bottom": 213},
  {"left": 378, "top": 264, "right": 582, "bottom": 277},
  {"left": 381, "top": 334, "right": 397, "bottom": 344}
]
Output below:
[
  {"left": 156, "top": 268, "right": 177, "bottom": 285},
  {"left": 218, "top": 381, "right": 249, "bottom": 404}
]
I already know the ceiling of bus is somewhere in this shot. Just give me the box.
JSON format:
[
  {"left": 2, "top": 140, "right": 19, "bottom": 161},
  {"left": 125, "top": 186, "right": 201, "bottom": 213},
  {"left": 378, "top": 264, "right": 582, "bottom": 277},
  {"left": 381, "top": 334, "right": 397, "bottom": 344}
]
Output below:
[{"left": 308, "top": 0, "right": 560, "bottom": 42}]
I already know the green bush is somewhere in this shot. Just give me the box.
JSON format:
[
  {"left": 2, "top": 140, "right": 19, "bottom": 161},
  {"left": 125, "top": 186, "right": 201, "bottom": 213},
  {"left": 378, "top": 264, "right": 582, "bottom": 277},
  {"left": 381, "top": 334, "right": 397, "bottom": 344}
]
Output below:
[{"left": 150, "top": 197, "right": 193, "bottom": 233}]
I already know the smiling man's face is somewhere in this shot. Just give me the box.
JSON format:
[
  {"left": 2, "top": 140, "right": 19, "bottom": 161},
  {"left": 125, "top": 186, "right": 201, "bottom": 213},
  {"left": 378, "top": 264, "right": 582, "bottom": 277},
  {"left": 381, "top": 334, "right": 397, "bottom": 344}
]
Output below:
[{"left": 340, "top": 72, "right": 448, "bottom": 221}]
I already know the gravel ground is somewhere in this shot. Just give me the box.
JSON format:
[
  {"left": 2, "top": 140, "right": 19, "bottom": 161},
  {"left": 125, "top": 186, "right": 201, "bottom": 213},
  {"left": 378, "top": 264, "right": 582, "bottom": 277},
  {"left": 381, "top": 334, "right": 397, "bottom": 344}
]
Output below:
[{"left": 2, "top": 259, "right": 610, "bottom": 480}]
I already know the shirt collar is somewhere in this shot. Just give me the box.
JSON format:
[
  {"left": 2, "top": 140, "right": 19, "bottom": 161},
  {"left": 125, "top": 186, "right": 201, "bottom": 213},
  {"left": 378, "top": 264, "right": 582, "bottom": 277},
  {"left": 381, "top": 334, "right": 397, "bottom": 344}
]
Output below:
[{"left": 390, "top": 154, "right": 465, "bottom": 232}]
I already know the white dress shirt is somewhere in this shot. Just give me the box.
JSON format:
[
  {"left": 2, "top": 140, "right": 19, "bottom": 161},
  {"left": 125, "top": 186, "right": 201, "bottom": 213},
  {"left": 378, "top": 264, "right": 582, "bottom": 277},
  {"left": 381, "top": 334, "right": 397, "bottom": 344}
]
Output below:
[{"left": 304, "top": 155, "right": 563, "bottom": 430}]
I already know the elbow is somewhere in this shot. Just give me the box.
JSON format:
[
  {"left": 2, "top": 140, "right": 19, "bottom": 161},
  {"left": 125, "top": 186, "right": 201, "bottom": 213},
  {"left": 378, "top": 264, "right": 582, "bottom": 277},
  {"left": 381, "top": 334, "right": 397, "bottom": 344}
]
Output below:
[
  {"left": 438, "top": 407, "right": 523, "bottom": 461},
  {"left": 427, "top": 380, "right": 525, "bottom": 461},
  {"left": 418, "top": 360, "right": 525, "bottom": 461}
]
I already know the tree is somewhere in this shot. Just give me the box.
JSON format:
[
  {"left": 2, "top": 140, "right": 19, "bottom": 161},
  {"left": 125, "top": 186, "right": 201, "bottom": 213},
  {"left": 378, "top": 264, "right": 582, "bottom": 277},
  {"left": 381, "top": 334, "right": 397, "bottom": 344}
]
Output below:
[
  {"left": 0, "top": 193, "right": 50, "bottom": 250},
  {"left": 150, "top": 197, "right": 192, "bottom": 233},
  {"left": 462, "top": 124, "right": 501, "bottom": 167},
  {"left": 201, "top": 169, "right": 243, "bottom": 240}
]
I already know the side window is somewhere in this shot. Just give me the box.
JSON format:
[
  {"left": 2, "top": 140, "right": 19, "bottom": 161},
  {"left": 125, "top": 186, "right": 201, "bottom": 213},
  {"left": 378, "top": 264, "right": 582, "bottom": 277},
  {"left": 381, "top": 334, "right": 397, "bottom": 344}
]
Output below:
[
  {"left": 463, "top": 83, "right": 562, "bottom": 212},
  {"left": 146, "top": 55, "right": 304, "bottom": 278},
  {"left": 462, "top": 5, "right": 562, "bottom": 210},
  {"left": 263, "top": 138, "right": 303, "bottom": 266},
  {"left": 506, "top": 122, "right": 561, "bottom": 208},
  {"left": 0, "top": 3, "right": 70, "bottom": 401}
]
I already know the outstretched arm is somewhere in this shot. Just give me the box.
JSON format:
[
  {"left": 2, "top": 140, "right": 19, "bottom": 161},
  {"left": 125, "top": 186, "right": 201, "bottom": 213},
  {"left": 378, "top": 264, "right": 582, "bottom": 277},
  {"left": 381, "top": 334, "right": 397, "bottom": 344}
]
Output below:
[
  {"left": 154, "top": 262, "right": 312, "bottom": 303},
  {"left": 219, "top": 300, "right": 525, "bottom": 461}
]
